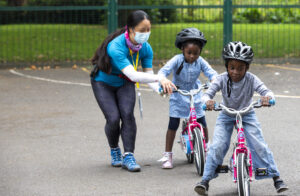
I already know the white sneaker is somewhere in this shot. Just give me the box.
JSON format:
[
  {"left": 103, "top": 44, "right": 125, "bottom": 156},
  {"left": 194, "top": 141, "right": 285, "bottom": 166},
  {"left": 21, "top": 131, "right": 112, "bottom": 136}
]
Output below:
[{"left": 158, "top": 152, "right": 173, "bottom": 169}]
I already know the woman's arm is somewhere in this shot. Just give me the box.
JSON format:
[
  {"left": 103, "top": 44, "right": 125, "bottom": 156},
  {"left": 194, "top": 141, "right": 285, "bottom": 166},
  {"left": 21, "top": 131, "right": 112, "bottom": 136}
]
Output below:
[
  {"left": 143, "top": 68, "right": 160, "bottom": 92},
  {"left": 122, "top": 66, "right": 161, "bottom": 83},
  {"left": 121, "top": 66, "right": 176, "bottom": 94}
]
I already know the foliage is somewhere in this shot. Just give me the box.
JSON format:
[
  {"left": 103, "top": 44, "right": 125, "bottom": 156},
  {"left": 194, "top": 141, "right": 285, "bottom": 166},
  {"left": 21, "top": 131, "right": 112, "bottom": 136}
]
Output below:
[
  {"left": 0, "top": 0, "right": 299, "bottom": 24},
  {"left": 233, "top": 8, "right": 300, "bottom": 24},
  {"left": 118, "top": 0, "right": 177, "bottom": 26},
  {"left": 235, "top": 9, "right": 263, "bottom": 23},
  {"left": 0, "top": 0, "right": 106, "bottom": 25},
  {"left": 0, "top": 23, "right": 299, "bottom": 63}
]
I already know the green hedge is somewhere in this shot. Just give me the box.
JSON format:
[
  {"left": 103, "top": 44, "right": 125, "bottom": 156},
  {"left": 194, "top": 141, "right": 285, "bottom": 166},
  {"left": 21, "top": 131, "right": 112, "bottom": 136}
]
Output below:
[
  {"left": 1, "top": 23, "right": 299, "bottom": 63},
  {"left": 1, "top": 0, "right": 299, "bottom": 24}
]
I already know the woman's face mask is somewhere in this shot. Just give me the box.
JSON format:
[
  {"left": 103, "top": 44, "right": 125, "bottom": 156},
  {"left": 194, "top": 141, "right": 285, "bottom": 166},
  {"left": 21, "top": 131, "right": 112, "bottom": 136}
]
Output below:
[{"left": 134, "top": 31, "right": 151, "bottom": 44}]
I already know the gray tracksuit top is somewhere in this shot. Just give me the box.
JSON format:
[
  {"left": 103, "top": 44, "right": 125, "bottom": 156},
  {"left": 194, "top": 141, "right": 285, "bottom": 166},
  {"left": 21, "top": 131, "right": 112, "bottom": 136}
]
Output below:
[{"left": 202, "top": 72, "right": 274, "bottom": 112}]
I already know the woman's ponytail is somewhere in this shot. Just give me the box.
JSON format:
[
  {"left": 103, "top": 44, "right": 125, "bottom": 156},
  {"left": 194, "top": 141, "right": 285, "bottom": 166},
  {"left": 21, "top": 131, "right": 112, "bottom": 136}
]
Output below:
[{"left": 91, "top": 27, "right": 126, "bottom": 76}]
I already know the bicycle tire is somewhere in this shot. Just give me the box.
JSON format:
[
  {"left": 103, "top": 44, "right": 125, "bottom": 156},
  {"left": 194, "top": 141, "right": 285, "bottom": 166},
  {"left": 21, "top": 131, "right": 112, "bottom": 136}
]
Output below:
[
  {"left": 182, "top": 121, "right": 194, "bottom": 163},
  {"left": 186, "top": 153, "right": 194, "bottom": 163},
  {"left": 185, "top": 136, "right": 193, "bottom": 163},
  {"left": 237, "top": 153, "right": 250, "bottom": 196},
  {"left": 193, "top": 127, "right": 205, "bottom": 176}
]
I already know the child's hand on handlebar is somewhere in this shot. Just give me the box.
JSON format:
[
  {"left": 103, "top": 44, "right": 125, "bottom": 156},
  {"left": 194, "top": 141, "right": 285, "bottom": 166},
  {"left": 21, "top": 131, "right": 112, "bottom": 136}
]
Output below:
[
  {"left": 205, "top": 100, "right": 215, "bottom": 110},
  {"left": 261, "top": 96, "right": 271, "bottom": 106},
  {"left": 158, "top": 87, "right": 168, "bottom": 98}
]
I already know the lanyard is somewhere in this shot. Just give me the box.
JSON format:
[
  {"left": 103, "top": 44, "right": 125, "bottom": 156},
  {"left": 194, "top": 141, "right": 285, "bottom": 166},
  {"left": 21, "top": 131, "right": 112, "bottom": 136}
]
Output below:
[
  {"left": 129, "top": 49, "right": 140, "bottom": 88},
  {"left": 129, "top": 48, "right": 143, "bottom": 119}
]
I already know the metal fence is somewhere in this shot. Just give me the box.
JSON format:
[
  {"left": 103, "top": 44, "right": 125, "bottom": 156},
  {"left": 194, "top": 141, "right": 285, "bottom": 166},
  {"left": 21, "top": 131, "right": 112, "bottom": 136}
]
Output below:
[{"left": 0, "top": 0, "right": 299, "bottom": 67}]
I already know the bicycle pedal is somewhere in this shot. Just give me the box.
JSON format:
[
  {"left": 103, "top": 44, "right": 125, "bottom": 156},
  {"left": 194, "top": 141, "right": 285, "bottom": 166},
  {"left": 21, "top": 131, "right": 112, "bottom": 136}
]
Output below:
[
  {"left": 216, "top": 165, "right": 229, "bottom": 173},
  {"left": 255, "top": 168, "right": 268, "bottom": 176}
]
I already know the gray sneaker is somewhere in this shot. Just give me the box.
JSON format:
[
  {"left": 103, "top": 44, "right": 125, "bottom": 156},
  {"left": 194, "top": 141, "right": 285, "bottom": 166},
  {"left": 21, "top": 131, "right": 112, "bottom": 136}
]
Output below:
[
  {"left": 194, "top": 180, "right": 209, "bottom": 195},
  {"left": 274, "top": 178, "right": 288, "bottom": 193}
]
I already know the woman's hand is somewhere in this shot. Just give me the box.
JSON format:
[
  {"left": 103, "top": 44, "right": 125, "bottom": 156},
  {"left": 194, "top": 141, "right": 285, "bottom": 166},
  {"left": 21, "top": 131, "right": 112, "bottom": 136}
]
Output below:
[
  {"left": 261, "top": 96, "right": 271, "bottom": 106},
  {"left": 205, "top": 100, "right": 215, "bottom": 110},
  {"left": 160, "top": 77, "right": 177, "bottom": 95}
]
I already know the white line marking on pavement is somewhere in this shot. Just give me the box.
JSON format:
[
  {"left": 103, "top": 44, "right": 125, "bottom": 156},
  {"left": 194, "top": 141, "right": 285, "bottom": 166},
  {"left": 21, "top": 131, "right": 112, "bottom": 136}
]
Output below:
[
  {"left": 9, "top": 69, "right": 153, "bottom": 91},
  {"left": 10, "top": 69, "right": 90, "bottom": 86},
  {"left": 9, "top": 69, "right": 300, "bottom": 98},
  {"left": 265, "top": 64, "right": 300, "bottom": 71}
]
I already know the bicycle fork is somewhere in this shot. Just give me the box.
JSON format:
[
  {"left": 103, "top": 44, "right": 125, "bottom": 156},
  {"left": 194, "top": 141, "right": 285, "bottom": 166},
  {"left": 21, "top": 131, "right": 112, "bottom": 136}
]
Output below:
[
  {"left": 231, "top": 127, "right": 253, "bottom": 182},
  {"left": 231, "top": 149, "right": 253, "bottom": 182}
]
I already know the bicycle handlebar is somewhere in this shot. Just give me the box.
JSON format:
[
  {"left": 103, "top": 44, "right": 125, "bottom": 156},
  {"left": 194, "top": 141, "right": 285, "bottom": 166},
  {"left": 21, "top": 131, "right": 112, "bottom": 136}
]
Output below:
[
  {"left": 202, "top": 99, "right": 275, "bottom": 115},
  {"left": 172, "top": 83, "right": 209, "bottom": 97},
  {"left": 158, "top": 83, "right": 209, "bottom": 97}
]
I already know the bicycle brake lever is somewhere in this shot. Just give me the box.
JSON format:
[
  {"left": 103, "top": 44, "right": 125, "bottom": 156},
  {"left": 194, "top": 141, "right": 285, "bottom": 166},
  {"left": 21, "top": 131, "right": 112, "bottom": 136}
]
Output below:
[
  {"left": 203, "top": 82, "right": 210, "bottom": 90},
  {"left": 253, "top": 100, "right": 262, "bottom": 108},
  {"left": 214, "top": 103, "right": 222, "bottom": 111}
]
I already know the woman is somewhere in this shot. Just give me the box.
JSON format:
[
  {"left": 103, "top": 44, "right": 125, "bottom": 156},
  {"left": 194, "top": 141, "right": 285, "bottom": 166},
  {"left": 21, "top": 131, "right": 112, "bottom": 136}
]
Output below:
[{"left": 90, "top": 10, "right": 175, "bottom": 172}]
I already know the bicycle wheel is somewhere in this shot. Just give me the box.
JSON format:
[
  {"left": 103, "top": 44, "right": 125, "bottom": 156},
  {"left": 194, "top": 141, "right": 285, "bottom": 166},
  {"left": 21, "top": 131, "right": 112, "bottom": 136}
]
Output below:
[
  {"left": 186, "top": 153, "right": 194, "bottom": 163},
  {"left": 237, "top": 153, "right": 250, "bottom": 196},
  {"left": 193, "top": 127, "right": 205, "bottom": 176},
  {"left": 185, "top": 135, "right": 194, "bottom": 163},
  {"left": 182, "top": 123, "right": 194, "bottom": 164}
]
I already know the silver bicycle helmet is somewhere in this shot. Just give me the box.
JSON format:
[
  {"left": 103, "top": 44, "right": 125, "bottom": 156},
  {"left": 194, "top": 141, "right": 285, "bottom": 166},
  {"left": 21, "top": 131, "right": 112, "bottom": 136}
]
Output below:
[
  {"left": 222, "top": 41, "right": 254, "bottom": 64},
  {"left": 175, "top": 28, "right": 207, "bottom": 49}
]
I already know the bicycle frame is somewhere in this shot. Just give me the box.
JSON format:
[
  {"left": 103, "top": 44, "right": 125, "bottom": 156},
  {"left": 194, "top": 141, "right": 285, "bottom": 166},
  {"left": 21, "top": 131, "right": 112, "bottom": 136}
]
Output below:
[
  {"left": 232, "top": 113, "right": 253, "bottom": 183},
  {"left": 177, "top": 85, "right": 208, "bottom": 154},
  {"left": 182, "top": 102, "right": 206, "bottom": 153},
  {"left": 204, "top": 99, "right": 275, "bottom": 195},
  {"left": 214, "top": 100, "right": 268, "bottom": 182}
]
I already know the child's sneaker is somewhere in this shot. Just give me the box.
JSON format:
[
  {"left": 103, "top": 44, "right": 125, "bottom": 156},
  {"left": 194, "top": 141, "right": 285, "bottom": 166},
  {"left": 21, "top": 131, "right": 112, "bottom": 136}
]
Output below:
[
  {"left": 158, "top": 152, "right": 173, "bottom": 169},
  {"left": 122, "top": 153, "right": 141, "bottom": 172},
  {"left": 274, "top": 178, "right": 288, "bottom": 193},
  {"left": 194, "top": 180, "right": 209, "bottom": 195},
  {"left": 110, "top": 147, "right": 122, "bottom": 167}
]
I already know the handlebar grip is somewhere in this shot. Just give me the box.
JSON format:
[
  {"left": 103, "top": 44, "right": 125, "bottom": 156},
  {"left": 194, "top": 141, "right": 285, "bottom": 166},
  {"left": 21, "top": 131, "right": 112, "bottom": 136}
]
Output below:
[
  {"left": 158, "top": 87, "right": 163, "bottom": 93},
  {"left": 202, "top": 103, "right": 219, "bottom": 111},
  {"left": 269, "top": 99, "right": 275, "bottom": 105}
]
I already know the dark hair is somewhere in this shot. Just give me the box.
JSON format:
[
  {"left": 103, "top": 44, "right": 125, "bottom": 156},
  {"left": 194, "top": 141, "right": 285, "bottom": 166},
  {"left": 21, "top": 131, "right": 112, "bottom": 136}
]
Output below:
[
  {"left": 182, "top": 40, "right": 204, "bottom": 51},
  {"left": 91, "top": 10, "right": 150, "bottom": 75},
  {"left": 225, "top": 59, "right": 249, "bottom": 70}
]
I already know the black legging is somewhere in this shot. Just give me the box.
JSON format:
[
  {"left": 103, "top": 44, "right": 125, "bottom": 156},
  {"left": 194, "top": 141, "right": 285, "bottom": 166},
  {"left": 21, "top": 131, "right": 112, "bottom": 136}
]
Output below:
[
  {"left": 91, "top": 79, "right": 136, "bottom": 153},
  {"left": 168, "top": 116, "right": 207, "bottom": 131}
]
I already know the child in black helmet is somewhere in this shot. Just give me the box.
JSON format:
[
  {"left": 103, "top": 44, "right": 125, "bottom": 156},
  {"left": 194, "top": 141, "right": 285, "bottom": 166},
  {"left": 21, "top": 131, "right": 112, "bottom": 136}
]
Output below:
[
  {"left": 157, "top": 28, "right": 218, "bottom": 169},
  {"left": 194, "top": 41, "right": 288, "bottom": 195}
]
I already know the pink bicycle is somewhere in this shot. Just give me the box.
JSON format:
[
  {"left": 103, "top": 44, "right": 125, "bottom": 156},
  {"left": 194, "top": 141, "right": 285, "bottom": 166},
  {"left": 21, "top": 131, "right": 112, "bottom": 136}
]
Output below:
[
  {"left": 203, "top": 99, "right": 275, "bottom": 196},
  {"left": 175, "top": 84, "right": 209, "bottom": 176}
]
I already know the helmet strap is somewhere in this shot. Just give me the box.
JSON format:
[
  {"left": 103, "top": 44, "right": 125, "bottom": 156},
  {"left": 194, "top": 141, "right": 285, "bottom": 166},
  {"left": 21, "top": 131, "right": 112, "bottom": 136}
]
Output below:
[{"left": 227, "top": 74, "right": 232, "bottom": 97}]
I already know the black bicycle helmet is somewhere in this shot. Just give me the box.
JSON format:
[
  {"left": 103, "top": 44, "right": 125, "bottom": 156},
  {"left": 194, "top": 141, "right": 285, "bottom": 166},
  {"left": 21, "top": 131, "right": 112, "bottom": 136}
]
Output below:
[
  {"left": 175, "top": 28, "right": 207, "bottom": 49},
  {"left": 222, "top": 41, "right": 254, "bottom": 64}
]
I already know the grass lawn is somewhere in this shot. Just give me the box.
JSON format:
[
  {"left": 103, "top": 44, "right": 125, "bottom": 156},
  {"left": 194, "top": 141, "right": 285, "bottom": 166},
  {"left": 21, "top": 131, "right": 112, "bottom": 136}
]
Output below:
[{"left": 0, "top": 23, "right": 299, "bottom": 63}]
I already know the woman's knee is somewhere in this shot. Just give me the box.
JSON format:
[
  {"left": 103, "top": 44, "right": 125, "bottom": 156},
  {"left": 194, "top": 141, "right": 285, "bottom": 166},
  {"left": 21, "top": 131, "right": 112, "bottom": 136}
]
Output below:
[{"left": 106, "top": 114, "right": 121, "bottom": 127}]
